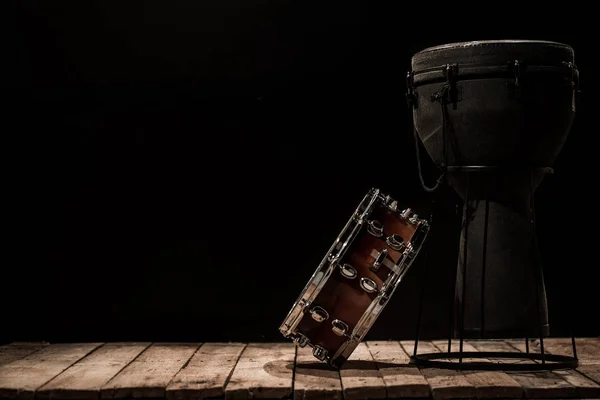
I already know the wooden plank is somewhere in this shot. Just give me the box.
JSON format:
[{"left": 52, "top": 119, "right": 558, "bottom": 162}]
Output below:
[
  {"left": 36, "top": 342, "right": 151, "bottom": 400},
  {"left": 100, "top": 343, "right": 199, "bottom": 399},
  {"left": 0, "top": 342, "right": 103, "bottom": 400},
  {"left": 366, "top": 341, "right": 430, "bottom": 398},
  {"left": 0, "top": 342, "right": 48, "bottom": 367},
  {"left": 506, "top": 338, "right": 600, "bottom": 398},
  {"left": 339, "top": 342, "right": 386, "bottom": 400},
  {"left": 225, "top": 343, "right": 295, "bottom": 400},
  {"left": 166, "top": 343, "right": 246, "bottom": 400},
  {"left": 431, "top": 340, "right": 523, "bottom": 398},
  {"left": 470, "top": 340, "right": 577, "bottom": 398},
  {"left": 578, "top": 364, "right": 600, "bottom": 386},
  {"left": 509, "top": 337, "right": 600, "bottom": 365},
  {"left": 400, "top": 340, "right": 477, "bottom": 400},
  {"left": 293, "top": 345, "right": 342, "bottom": 400}
]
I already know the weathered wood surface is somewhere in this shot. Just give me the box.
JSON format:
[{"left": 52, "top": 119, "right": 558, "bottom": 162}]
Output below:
[
  {"left": 166, "top": 343, "right": 246, "bottom": 400},
  {"left": 431, "top": 340, "right": 523, "bottom": 399},
  {"left": 403, "top": 340, "right": 477, "bottom": 400},
  {"left": 339, "top": 342, "right": 386, "bottom": 400},
  {"left": 0, "top": 343, "right": 48, "bottom": 367},
  {"left": 506, "top": 338, "right": 600, "bottom": 397},
  {"left": 294, "top": 345, "right": 342, "bottom": 400},
  {"left": 0, "top": 338, "right": 599, "bottom": 399},
  {"left": 0, "top": 343, "right": 103, "bottom": 400},
  {"left": 37, "top": 343, "right": 151, "bottom": 400},
  {"left": 366, "top": 341, "right": 430, "bottom": 398},
  {"left": 224, "top": 342, "right": 295, "bottom": 400},
  {"left": 100, "top": 343, "right": 199, "bottom": 399}
]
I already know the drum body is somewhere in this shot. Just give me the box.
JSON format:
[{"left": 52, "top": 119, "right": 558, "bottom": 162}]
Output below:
[
  {"left": 279, "top": 188, "right": 429, "bottom": 368},
  {"left": 406, "top": 40, "right": 579, "bottom": 337}
]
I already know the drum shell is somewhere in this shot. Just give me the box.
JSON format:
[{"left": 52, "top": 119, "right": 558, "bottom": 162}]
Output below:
[{"left": 295, "top": 205, "right": 417, "bottom": 366}]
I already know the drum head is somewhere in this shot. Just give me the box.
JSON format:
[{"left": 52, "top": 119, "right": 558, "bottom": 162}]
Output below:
[{"left": 411, "top": 40, "right": 574, "bottom": 73}]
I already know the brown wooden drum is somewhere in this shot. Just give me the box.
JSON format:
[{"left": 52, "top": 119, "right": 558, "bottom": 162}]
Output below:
[{"left": 279, "top": 188, "right": 430, "bottom": 368}]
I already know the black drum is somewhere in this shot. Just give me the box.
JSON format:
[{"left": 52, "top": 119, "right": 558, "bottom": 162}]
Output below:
[{"left": 406, "top": 40, "right": 579, "bottom": 338}]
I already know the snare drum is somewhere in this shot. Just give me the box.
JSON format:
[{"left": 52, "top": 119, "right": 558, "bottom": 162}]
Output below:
[{"left": 279, "top": 188, "right": 430, "bottom": 368}]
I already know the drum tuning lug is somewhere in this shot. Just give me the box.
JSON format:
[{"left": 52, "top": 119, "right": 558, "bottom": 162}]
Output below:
[
  {"left": 401, "top": 208, "right": 414, "bottom": 220},
  {"left": 339, "top": 263, "right": 357, "bottom": 279},
  {"left": 370, "top": 249, "right": 388, "bottom": 272},
  {"left": 367, "top": 220, "right": 384, "bottom": 237},
  {"left": 384, "top": 195, "right": 398, "bottom": 212},
  {"left": 360, "top": 277, "right": 378, "bottom": 294},
  {"left": 386, "top": 234, "right": 406, "bottom": 251},
  {"left": 312, "top": 345, "right": 329, "bottom": 362},
  {"left": 331, "top": 319, "right": 349, "bottom": 336},
  {"left": 310, "top": 306, "right": 329, "bottom": 322},
  {"left": 293, "top": 333, "right": 310, "bottom": 348}
]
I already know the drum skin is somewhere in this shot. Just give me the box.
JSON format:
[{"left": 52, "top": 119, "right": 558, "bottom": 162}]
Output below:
[{"left": 296, "top": 205, "right": 417, "bottom": 367}]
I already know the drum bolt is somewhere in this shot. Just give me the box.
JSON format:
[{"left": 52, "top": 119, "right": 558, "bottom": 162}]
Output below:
[
  {"left": 312, "top": 345, "right": 329, "bottom": 361},
  {"left": 367, "top": 220, "right": 384, "bottom": 237},
  {"left": 339, "top": 263, "right": 357, "bottom": 279},
  {"left": 401, "top": 208, "right": 415, "bottom": 220},
  {"left": 360, "top": 277, "right": 378, "bottom": 294},
  {"left": 386, "top": 234, "right": 405, "bottom": 251},
  {"left": 310, "top": 306, "right": 329, "bottom": 322},
  {"left": 293, "top": 333, "right": 310, "bottom": 348},
  {"left": 331, "top": 319, "right": 349, "bottom": 336}
]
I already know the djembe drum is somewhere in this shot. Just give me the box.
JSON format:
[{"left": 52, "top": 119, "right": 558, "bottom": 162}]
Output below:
[
  {"left": 406, "top": 40, "right": 579, "bottom": 340},
  {"left": 279, "top": 188, "right": 429, "bottom": 368}
]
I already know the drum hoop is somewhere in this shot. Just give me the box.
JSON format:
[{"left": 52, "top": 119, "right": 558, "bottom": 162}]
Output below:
[{"left": 410, "top": 63, "right": 577, "bottom": 88}]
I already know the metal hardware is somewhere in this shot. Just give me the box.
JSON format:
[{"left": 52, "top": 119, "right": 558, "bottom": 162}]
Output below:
[
  {"left": 379, "top": 283, "right": 395, "bottom": 306},
  {"left": 401, "top": 208, "right": 415, "bottom": 220},
  {"left": 313, "top": 345, "right": 328, "bottom": 361},
  {"left": 293, "top": 333, "right": 310, "bottom": 347},
  {"left": 310, "top": 306, "right": 329, "bottom": 322},
  {"left": 367, "top": 220, "right": 384, "bottom": 237},
  {"left": 430, "top": 63, "right": 459, "bottom": 109},
  {"left": 409, "top": 215, "right": 420, "bottom": 225},
  {"left": 339, "top": 263, "right": 357, "bottom": 279},
  {"left": 298, "top": 299, "right": 310, "bottom": 312},
  {"left": 384, "top": 195, "right": 398, "bottom": 212},
  {"left": 360, "top": 277, "right": 378, "bottom": 293},
  {"left": 386, "top": 234, "right": 405, "bottom": 251},
  {"left": 370, "top": 249, "right": 388, "bottom": 272},
  {"left": 331, "top": 319, "right": 349, "bottom": 336},
  {"left": 406, "top": 71, "right": 417, "bottom": 109},
  {"left": 563, "top": 61, "right": 580, "bottom": 111},
  {"left": 512, "top": 60, "right": 522, "bottom": 98}
]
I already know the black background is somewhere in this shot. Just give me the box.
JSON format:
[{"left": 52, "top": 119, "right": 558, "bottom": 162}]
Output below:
[{"left": 3, "top": 1, "right": 598, "bottom": 344}]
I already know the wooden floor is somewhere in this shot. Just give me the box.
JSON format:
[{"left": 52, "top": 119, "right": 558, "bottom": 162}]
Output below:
[{"left": 0, "top": 338, "right": 599, "bottom": 400}]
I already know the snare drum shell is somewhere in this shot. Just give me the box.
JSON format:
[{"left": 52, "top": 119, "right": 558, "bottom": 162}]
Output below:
[{"left": 295, "top": 204, "right": 420, "bottom": 366}]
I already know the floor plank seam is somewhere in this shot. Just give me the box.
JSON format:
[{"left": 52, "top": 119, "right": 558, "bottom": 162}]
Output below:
[
  {"left": 97, "top": 341, "right": 154, "bottom": 397},
  {"left": 222, "top": 342, "right": 248, "bottom": 398}
]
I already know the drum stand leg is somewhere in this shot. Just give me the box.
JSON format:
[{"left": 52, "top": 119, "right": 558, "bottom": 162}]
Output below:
[
  {"left": 529, "top": 171, "right": 577, "bottom": 363},
  {"left": 410, "top": 166, "right": 578, "bottom": 370},
  {"left": 413, "top": 248, "right": 428, "bottom": 357},
  {"left": 413, "top": 199, "right": 436, "bottom": 357}
]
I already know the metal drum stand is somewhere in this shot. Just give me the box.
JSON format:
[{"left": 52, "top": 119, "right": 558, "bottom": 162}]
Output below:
[{"left": 409, "top": 163, "right": 579, "bottom": 371}]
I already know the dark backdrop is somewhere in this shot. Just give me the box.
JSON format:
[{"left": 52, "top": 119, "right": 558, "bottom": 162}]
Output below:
[{"left": 3, "top": 1, "right": 598, "bottom": 344}]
